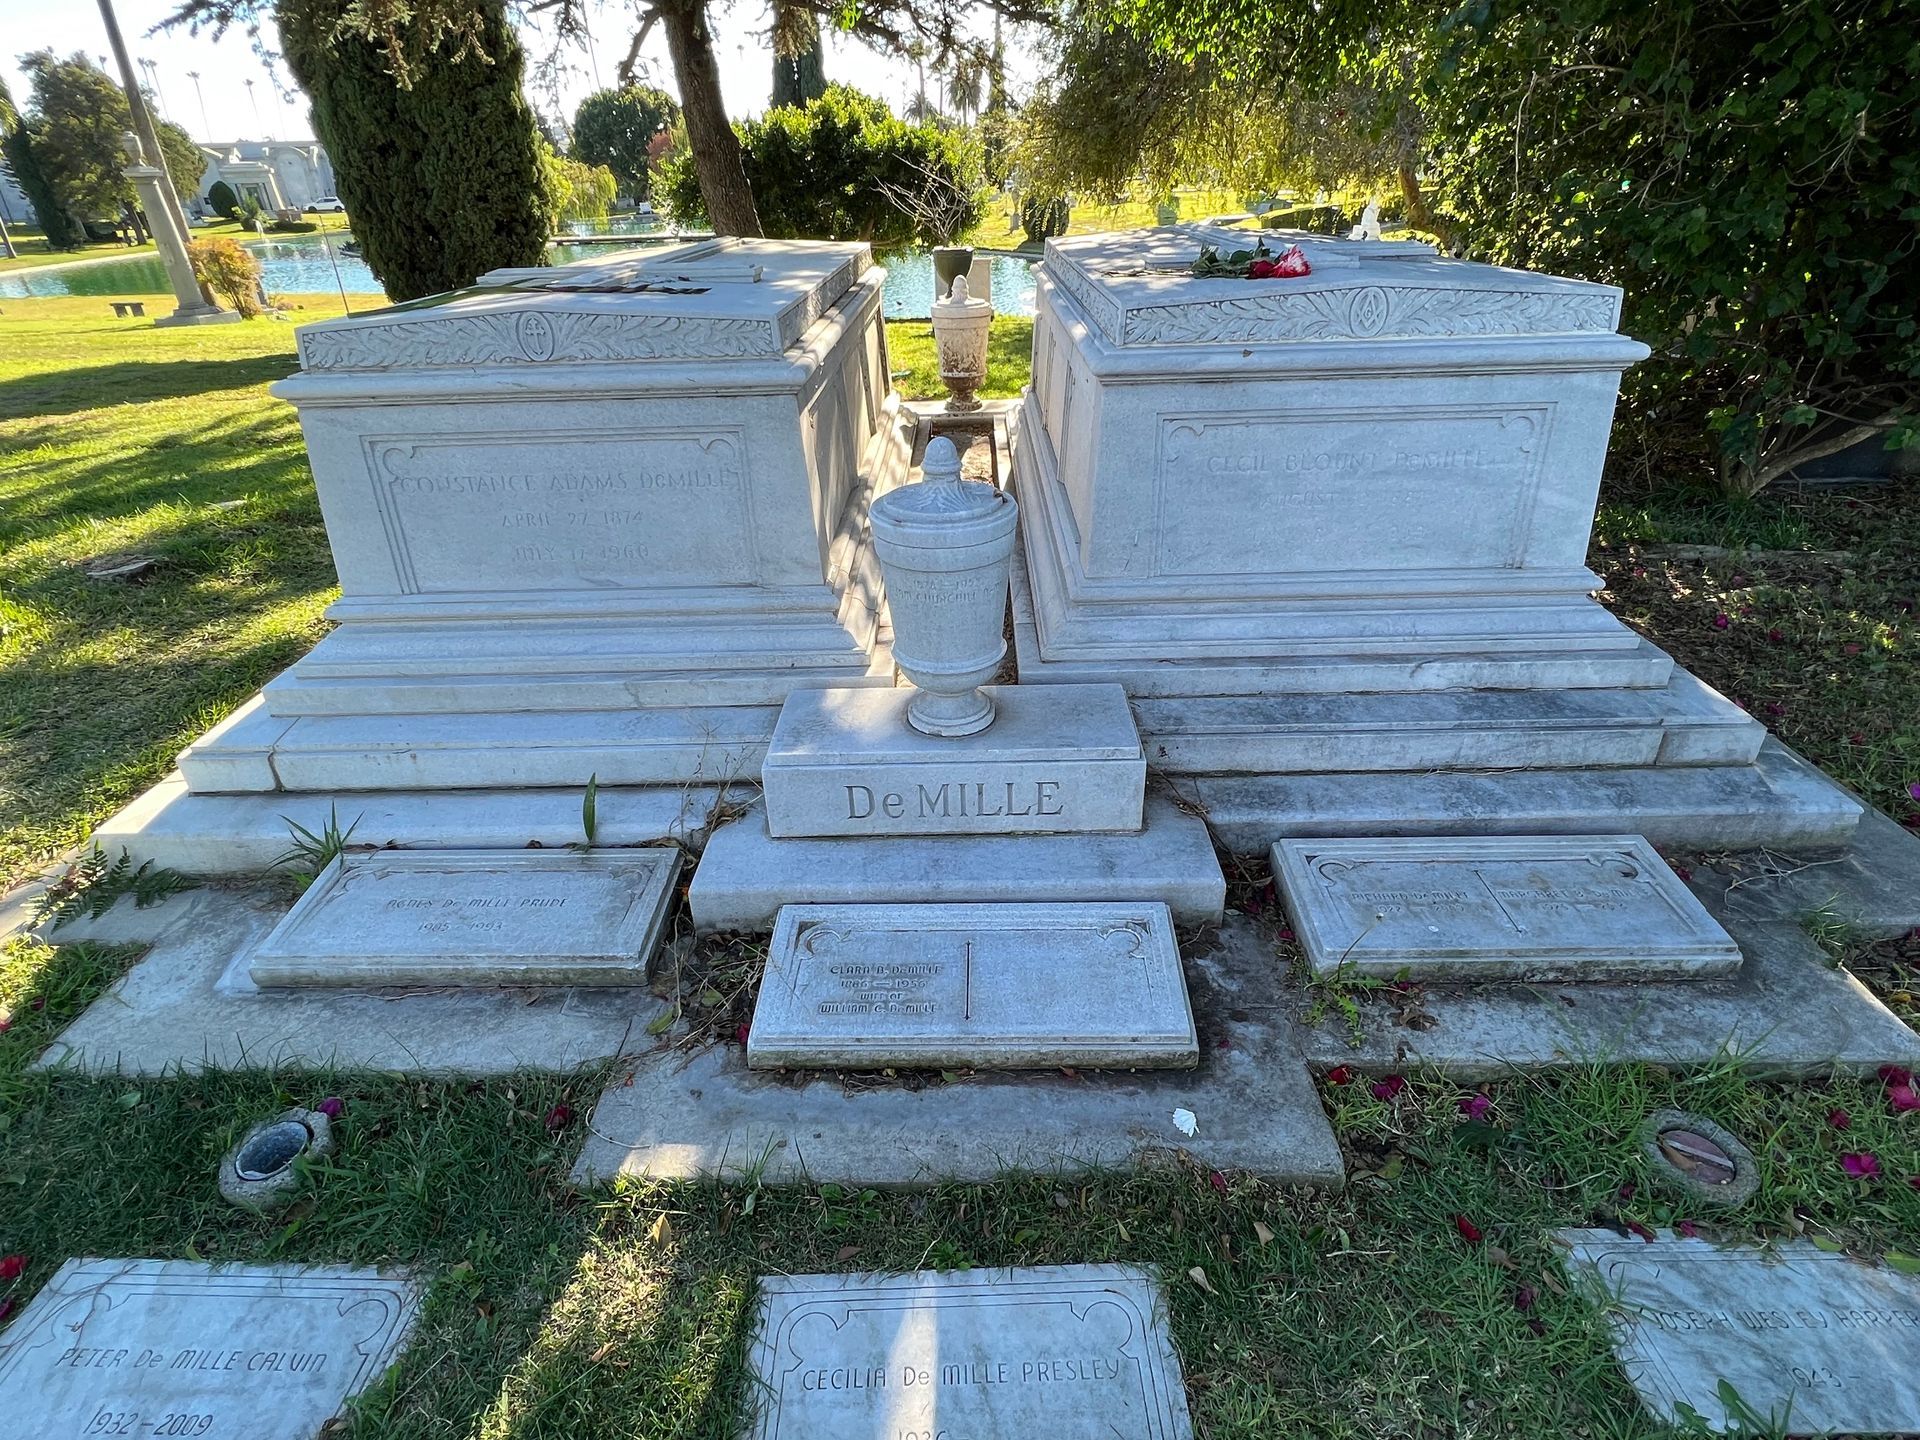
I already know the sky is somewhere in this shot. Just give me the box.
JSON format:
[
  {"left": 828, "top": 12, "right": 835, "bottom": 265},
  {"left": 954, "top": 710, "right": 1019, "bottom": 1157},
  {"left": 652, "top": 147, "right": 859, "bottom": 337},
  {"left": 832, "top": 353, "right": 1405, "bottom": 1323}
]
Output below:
[{"left": 1, "top": 0, "right": 1042, "bottom": 146}]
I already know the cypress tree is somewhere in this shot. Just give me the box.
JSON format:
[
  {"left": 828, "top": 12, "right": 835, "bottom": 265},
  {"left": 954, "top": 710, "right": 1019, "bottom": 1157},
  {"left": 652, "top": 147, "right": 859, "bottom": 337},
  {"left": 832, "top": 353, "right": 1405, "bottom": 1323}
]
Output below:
[
  {"left": 275, "top": 0, "right": 547, "bottom": 302},
  {"left": 1, "top": 124, "right": 83, "bottom": 248}
]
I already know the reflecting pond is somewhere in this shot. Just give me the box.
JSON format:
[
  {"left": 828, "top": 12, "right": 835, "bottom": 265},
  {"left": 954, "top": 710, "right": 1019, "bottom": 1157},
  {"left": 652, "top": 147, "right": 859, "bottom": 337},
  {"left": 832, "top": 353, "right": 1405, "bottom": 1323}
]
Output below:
[{"left": 0, "top": 229, "right": 1037, "bottom": 319}]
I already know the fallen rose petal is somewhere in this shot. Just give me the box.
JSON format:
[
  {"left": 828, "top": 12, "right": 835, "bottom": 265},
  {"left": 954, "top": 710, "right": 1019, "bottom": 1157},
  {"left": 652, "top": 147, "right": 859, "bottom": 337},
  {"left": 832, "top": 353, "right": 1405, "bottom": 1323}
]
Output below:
[
  {"left": 734, "top": 1021, "right": 750, "bottom": 1048},
  {"left": 1627, "top": 1221, "right": 1656, "bottom": 1242},
  {"left": 0, "top": 1297, "right": 12, "bottom": 1323},
  {"left": 1370, "top": 1075, "right": 1407, "bottom": 1101},
  {"left": 1827, "top": 1107, "right": 1852, "bottom": 1130},
  {"left": 1325, "top": 1065, "right": 1354, "bottom": 1086},
  {"left": 1676, "top": 1219, "right": 1700, "bottom": 1239},
  {"left": 544, "top": 1103, "right": 573, "bottom": 1132},
  {"left": 317, "top": 1096, "right": 344, "bottom": 1120},
  {"left": 1842, "top": 642, "right": 1862, "bottom": 656},
  {"left": 1767, "top": 628, "right": 1785, "bottom": 644},
  {"left": 1909, "top": 1175, "right": 1920, "bottom": 1192},
  {"left": 1454, "top": 1214, "right": 1483, "bottom": 1243},
  {"left": 1617, "top": 1182, "right": 1636, "bottom": 1202},
  {"left": 1841, "top": 1152, "right": 1881, "bottom": 1179},
  {"left": 1910, "top": 782, "right": 1920, "bottom": 803},
  {"left": 1763, "top": 702, "right": 1786, "bottom": 717},
  {"left": 1880, "top": 1065, "right": 1914, "bottom": 1088},
  {"left": 1458, "top": 1094, "right": 1492, "bottom": 1121},
  {"left": 1209, "top": 1170, "right": 1228, "bottom": 1195},
  {"left": 1711, "top": 613, "right": 1731, "bottom": 630},
  {"left": 1887, "top": 1083, "right": 1920, "bottom": 1114},
  {"left": 1512, "top": 1283, "right": 1538, "bottom": 1311},
  {"left": 1277, "top": 926, "right": 1295, "bottom": 942},
  {"left": 0, "top": 1254, "right": 25, "bottom": 1281},
  {"left": 1849, "top": 731, "right": 1868, "bottom": 745}
]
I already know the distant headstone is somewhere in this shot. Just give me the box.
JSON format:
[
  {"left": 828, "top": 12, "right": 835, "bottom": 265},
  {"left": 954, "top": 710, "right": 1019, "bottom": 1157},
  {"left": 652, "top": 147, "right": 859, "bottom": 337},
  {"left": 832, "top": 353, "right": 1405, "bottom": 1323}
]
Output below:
[
  {"left": 0, "top": 1258, "right": 419, "bottom": 1440},
  {"left": 747, "top": 901, "right": 1196, "bottom": 1069},
  {"left": 247, "top": 848, "right": 679, "bottom": 987},
  {"left": 1272, "top": 835, "right": 1740, "bottom": 980},
  {"left": 746, "top": 1264, "right": 1194, "bottom": 1440},
  {"left": 1560, "top": 1228, "right": 1920, "bottom": 1434}
]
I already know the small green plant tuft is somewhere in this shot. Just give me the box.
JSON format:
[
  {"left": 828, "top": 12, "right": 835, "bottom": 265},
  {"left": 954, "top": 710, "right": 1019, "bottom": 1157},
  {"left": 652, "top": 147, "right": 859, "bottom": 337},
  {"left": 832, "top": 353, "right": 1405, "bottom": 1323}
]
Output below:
[{"left": 272, "top": 805, "right": 363, "bottom": 889}]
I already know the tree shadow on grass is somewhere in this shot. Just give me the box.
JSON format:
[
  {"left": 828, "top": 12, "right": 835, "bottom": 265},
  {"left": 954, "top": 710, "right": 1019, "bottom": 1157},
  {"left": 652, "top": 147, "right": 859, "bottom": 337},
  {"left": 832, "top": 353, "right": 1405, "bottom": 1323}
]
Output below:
[{"left": 0, "top": 356, "right": 305, "bottom": 424}]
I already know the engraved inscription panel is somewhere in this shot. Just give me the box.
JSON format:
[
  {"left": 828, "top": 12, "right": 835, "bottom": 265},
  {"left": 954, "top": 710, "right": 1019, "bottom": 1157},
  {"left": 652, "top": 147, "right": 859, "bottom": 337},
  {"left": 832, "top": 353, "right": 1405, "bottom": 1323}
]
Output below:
[
  {"left": 747, "top": 1266, "right": 1194, "bottom": 1440},
  {"left": 367, "top": 428, "right": 753, "bottom": 593},
  {"left": 0, "top": 1259, "right": 419, "bottom": 1440},
  {"left": 1560, "top": 1231, "right": 1920, "bottom": 1434},
  {"left": 1272, "top": 836, "right": 1740, "bottom": 980},
  {"left": 748, "top": 901, "right": 1195, "bottom": 1069},
  {"left": 1155, "top": 405, "right": 1549, "bottom": 575}
]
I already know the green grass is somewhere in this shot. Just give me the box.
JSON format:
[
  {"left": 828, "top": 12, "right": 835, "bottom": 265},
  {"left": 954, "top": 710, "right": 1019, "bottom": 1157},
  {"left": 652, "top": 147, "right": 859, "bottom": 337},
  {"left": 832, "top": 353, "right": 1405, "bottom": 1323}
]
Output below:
[
  {"left": 885, "top": 316, "right": 1033, "bottom": 401},
  {"left": 0, "top": 294, "right": 350, "bottom": 889}
]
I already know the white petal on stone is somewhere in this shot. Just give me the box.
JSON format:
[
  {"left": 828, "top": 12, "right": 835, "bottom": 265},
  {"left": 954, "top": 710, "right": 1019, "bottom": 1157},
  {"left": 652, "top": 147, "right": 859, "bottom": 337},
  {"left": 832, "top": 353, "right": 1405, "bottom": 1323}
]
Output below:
[{"left": 1172, "top": 1107, "right": 1198, "bottom": 1137}]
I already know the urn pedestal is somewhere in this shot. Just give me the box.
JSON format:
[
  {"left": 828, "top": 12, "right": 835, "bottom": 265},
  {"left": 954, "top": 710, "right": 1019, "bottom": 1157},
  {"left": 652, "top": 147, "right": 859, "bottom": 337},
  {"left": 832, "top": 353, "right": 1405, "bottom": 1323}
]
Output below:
[{"left": 868, "top": 437, "right": 1017, "bottom": 737}]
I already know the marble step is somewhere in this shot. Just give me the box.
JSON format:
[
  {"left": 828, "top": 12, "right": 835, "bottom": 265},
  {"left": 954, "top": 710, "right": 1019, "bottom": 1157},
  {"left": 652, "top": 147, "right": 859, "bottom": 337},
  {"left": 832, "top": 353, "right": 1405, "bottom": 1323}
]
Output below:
[
  {"left": 263, "top": 648, "right": 895, "bottom": 715},
  {"left": 91, "top": 772, "right": 727, "bottom": 874},
  {"left": 179, "top": 696, "right": 780, "bottom": 793},
  {"left": 1183, "top": 739, "right": 1861, "bottom": 854},
  {"left": 688, "top": 791, "right": 1226, "bottom": 932},
  {"left": 1132, "top": 671, "right": 1763, "bottom": 774}
]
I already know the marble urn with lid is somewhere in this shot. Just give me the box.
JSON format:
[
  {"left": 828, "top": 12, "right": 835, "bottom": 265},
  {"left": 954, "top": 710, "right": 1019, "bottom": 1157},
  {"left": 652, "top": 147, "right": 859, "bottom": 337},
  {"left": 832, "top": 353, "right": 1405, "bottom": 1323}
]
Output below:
[
  {"left": 931, "top": 273, "right": 993, "bottom": 413},
  {"left": 868, "top": 437, "right": 1018, "bottom": 736}
]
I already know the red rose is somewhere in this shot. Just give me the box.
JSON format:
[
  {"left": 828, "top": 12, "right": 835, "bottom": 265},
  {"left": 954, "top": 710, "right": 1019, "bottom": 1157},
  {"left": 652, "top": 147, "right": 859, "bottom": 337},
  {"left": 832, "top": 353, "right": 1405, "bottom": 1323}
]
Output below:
[{"left": 1248, "top": 259, "right": 1276, "bottom": 279}]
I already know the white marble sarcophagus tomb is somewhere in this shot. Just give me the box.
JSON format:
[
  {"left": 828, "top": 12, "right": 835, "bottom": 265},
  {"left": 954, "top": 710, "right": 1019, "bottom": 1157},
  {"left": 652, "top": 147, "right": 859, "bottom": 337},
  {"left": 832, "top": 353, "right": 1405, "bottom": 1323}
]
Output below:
[
  {"left": 1015, "top": 226, "right": 1670, "bottom": 696},
  {"left": 174, "top": 237, "right": 911, "bottom": 797}
]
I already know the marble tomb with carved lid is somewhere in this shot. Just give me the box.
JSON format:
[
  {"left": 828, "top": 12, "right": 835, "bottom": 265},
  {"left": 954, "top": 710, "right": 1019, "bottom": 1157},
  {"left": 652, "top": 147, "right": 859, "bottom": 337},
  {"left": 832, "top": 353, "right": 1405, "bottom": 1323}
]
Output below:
[
  {"left": 159, "top": 237, "right": 910, "bottom": 824},
  {"left": 1008, "top": 225, "right": 1858, "bottom": 847}
]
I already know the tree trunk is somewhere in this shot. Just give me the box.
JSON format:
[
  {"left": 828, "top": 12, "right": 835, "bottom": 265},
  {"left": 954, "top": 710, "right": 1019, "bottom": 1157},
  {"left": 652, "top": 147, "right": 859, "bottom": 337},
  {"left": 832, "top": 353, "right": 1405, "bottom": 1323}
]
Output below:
[
  {"left": 660, "top": 0, "right": 761, "bottom": 236},
  {"left": 1396, "top": 164, "right": 1434, "bottom": 234}
]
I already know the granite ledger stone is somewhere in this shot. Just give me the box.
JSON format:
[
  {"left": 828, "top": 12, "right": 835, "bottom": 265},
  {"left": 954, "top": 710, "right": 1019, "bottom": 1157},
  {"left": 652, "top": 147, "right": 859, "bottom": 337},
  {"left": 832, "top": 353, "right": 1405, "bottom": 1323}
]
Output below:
[
  {"left": 0, "top": 1258, "right": 420, "bottom": 1440},
  {"left": 746, "top": 1265, "right": 1193, "bottom": 1439}
]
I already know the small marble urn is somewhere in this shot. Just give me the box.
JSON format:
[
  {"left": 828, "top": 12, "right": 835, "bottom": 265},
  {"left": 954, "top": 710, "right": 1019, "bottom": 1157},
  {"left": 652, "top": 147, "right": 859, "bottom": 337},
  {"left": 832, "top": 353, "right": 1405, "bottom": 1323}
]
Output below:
[
  {"left": 931, "top": 273, "right": 993, "bottom": 414},
  {"left": 869, "top": 437, "right": 1018, "bottom": 736}
]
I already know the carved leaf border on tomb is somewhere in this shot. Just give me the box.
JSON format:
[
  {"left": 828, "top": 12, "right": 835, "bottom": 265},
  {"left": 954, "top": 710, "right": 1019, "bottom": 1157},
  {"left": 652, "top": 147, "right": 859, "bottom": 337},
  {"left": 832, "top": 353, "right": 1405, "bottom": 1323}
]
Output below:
[
  {"left": 299, "top": 310, "right": 785, "bottom": 370},
  {"left": 1116, "top": 285, "right": 1622, "bottom": 345}
]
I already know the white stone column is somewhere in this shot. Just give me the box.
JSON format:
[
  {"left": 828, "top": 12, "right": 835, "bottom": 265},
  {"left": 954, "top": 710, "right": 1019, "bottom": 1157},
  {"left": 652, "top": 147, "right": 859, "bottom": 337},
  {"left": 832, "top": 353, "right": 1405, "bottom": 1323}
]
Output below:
[{"left": 122, "top": 135, "right": 238, "bottom": 327}]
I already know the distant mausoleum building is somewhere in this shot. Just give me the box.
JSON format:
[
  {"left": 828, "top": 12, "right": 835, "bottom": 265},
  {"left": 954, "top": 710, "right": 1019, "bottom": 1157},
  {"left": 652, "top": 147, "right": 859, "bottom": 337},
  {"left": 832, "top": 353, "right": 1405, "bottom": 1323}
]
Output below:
[{"left": 194, "top": 140, "right": 336, "bottom": 213}]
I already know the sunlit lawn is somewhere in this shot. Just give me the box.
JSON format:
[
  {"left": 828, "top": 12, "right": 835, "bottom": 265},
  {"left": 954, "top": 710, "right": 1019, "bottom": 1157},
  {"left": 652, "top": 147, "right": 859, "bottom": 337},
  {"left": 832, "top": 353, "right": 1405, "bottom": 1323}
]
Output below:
[{"left": 0, "top": 213, "right": 354, "bottom": 274}]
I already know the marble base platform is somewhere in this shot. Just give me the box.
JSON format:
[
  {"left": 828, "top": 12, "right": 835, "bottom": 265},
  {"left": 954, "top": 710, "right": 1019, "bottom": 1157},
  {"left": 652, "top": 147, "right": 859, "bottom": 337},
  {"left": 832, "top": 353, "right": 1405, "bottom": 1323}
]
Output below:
[
  {"left": 761, "top": 683, "right": 1145, "bottom": 837},
  {"left": 1179, "top": 739, "right": 1861, "bottom": 854},
  {"left": 91, "top": 772, "right": 728, "bottom": 874},
  {"left": 688, "top": 791, "right": 1225, "bottom": 931}
]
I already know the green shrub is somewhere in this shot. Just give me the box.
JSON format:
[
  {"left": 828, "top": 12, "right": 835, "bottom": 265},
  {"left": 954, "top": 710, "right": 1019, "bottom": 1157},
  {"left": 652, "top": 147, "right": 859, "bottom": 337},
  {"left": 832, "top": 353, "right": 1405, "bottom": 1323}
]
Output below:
[
  {"left": 1421, "top": 0, "right": 1920, "bottom": 494},
  {"left": 187, "top": 234, "right": 265, "bottom": 317},
  {"left": 276, "top": 0, "right": 547, "bottom": 302},
  {"left": 660, "top": 85, "right": 985, "bottom": 249},
  {"left": 267, "top": 217, "right": 318, "bottom": 233},
  {"left": 1019, "top": 194, "right": 1070, "bottom": 244},
  {"left": 205, "top": 179, "right": 239, "bottom": 220}
]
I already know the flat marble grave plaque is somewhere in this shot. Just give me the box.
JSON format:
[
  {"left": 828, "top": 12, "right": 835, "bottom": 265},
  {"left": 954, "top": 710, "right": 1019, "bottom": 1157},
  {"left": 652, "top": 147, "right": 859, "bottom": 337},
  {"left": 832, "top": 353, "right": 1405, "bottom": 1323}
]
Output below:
[
  {"left": 1271, "top": 834, "right": 1741, "bottom": 981},
  {"left": 747, "top": 901, "right": 1197, "bottom": 1070},
  {"left": 247, "top": 848, "right": 679, "bottom": 987},
  {"left": 1560, "top": 1229, "right": 1920, "bottom": 1434},
  {"left": 0, "top": 1258, "right": 419, "bottom": 1440},
  {"left": 746, "top": 1264, "right": 1194, "bottom": 1440}
]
